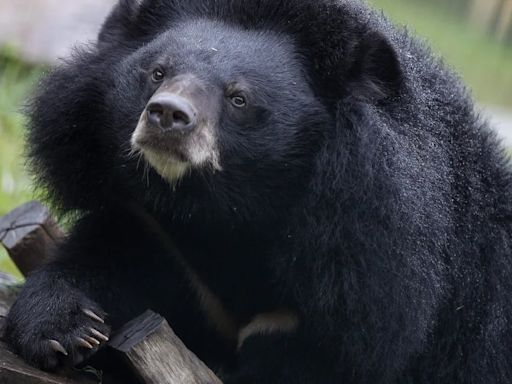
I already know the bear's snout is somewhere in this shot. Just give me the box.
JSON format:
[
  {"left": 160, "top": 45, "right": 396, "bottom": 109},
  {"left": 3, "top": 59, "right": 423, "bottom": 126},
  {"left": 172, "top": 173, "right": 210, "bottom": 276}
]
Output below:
[
  {"left": 146, "top": 93, "right": 198, "bottom": 134},
  {"left": 130, "top": 73, "right": 222, "bottom": 182}
]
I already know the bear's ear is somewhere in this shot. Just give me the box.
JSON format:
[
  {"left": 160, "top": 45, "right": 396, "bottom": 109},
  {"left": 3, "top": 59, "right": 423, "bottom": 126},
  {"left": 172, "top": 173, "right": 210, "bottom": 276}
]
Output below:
[
  {"left": 98, "top": 0, "right": 145, "bottom": 45},
  {"left": 347, "top": 31, "right": 403, "bottom": 102}
]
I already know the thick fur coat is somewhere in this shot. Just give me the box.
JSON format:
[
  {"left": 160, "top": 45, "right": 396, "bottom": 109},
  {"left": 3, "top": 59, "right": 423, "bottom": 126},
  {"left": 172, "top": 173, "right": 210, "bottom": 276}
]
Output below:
[{"left": 5, "top": 0, "right": 512, "bottom": 383}]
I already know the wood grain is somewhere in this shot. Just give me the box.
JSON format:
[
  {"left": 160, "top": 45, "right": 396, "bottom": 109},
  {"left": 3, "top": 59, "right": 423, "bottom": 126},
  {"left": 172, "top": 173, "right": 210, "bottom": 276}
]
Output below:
[
  {"left": 110, "top": 310, "right": 223, "bottom": 384},
  {"left": 0, "top": 201, "right": 64, "bottom": 275},
  {"left": 0, "top": 342, "right": 97, "bottom": 384}
]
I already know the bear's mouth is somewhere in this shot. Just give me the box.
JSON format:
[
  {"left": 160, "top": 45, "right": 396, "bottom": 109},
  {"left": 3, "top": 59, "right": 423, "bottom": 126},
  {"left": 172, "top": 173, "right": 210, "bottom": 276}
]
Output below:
[
  {"left": 139, "top": 147, "right": 190, "bottom": 182},
  {"left": 131, "top": 119, "right": 222, "bottom": 184},
  {"left": 131, "top": 130, "right": 191, "bottom": 183},
  {"left": 133, "top": 135, "right": 189, "bottom": 163}
]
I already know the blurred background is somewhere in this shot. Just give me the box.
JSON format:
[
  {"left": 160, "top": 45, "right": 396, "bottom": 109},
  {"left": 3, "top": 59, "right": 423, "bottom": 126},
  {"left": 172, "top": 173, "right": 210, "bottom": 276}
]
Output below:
[{"left": 0, "top": 0, "right": 511, "bottom": 276}]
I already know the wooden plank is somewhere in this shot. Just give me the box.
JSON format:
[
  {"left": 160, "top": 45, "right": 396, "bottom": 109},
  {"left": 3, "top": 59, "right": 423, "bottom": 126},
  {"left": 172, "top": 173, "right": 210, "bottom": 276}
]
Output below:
[
  {"left": 109, "top": 310, "right": 223, "bottom": 384},
  {"left": 0, "top": 342, "right": 98, "bottom": 384},
  {"left": 0, "top": 201, "right": 65, "bottom": 275}
]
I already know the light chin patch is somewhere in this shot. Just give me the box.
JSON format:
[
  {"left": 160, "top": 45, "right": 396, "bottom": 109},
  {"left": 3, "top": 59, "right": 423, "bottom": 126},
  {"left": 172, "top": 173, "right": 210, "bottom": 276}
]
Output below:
[
  {"left": 130, "top": 112, "right": 222, "bottom": 180},
  {"left": 142, "top": 149, "right": 190, "bottom": 183}
]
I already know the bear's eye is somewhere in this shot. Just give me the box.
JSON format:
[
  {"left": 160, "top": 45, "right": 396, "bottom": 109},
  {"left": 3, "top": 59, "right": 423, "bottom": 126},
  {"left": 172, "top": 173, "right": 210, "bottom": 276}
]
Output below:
[
  {"left": 230, "top": 95, "right": 246, "bottom": 108},
  {"left": 151, "top": 68, "right": 165, "bottom": 82}
]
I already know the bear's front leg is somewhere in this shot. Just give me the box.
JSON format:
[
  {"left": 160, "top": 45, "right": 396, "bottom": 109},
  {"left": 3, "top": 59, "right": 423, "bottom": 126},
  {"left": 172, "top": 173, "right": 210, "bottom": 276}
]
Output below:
[
  {"left": 4, "top": 264, "right": 110, "bottom": 370},
  {"left": 225, "top": 312, "right": 338, "bottom": 384},
  {"left": 3, "top": 207, "right": 184, "bottom": 371}
]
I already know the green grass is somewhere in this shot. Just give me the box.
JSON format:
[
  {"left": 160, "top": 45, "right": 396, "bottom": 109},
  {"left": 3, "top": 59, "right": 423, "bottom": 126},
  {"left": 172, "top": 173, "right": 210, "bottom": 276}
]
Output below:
[
  {"left": 0, "top": 48, "right": 41, "bottom": 214},
  {"left": 0, "top": 47, "right": 43, "bottom": 278},
  {"left": 369, "top": 0, "right": 512, "bottom": 107}
]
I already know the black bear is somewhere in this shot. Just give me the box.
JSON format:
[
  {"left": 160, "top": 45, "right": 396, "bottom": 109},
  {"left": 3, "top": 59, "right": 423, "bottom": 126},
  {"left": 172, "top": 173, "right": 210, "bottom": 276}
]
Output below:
[{"left": 5, "top": 0, "right": 512, "bottom": 383}]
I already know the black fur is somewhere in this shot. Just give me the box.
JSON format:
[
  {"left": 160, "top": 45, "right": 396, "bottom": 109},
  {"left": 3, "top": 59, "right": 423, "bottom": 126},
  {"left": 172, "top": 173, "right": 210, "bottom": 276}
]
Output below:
[{"left": 5, "top": 0, "right": 512, "bottom": 382}]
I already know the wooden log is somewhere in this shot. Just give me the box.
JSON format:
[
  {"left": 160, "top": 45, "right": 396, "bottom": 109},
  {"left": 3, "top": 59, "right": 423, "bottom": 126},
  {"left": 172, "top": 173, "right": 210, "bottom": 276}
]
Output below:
[
  {"left": 109, "top": 310, "right": 223, "bottom": 384},
  {"left": 0, "top": 342, "right": 98, "bottom": 384},
  {"left": 0, "top": 201, "right": 65, "bottom": 275}
]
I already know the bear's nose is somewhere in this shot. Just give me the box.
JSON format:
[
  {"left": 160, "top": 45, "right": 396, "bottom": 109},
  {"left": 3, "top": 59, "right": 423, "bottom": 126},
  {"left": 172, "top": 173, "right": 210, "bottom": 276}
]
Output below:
[{"left": 146, "top": 94, "right": 197, "bottom": 133}]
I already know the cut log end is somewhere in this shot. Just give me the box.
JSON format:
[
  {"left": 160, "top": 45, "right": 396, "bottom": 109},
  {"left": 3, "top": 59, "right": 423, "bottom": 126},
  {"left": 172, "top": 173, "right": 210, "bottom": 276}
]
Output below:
[
  {"left": 109, "top": 310, "right": 223, "bottom": 384},
  {"left": 0, "top": 201, "right": 64, "bottom": 275}
]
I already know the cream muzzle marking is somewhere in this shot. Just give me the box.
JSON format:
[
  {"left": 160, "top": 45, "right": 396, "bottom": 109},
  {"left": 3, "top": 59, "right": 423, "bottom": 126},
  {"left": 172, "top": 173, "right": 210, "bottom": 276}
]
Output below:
[{"left": 130, "top": 111, "right": 222, "bottom": 183}]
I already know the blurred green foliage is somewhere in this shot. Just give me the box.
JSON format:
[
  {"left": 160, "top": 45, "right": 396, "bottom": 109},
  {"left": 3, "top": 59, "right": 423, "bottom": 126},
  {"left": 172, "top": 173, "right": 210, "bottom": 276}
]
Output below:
[
  {"left": 0, "top": 47, "right": 42, "bottom": 278},
  {"left": 370, "top": 0, "right": 512, "bottom": 107},
  {"left": 0, "top": 48, "right": 41, "bottom": 212},
  {"left": 0, "top": 1, "right": 511, "bottom": 276}
]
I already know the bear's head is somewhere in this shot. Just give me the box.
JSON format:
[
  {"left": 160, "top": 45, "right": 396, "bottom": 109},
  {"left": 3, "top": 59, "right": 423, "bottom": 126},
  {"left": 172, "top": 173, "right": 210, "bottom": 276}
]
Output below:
[
  {"left": 100, "top": 19, "right": 332, "bottom": 224},
  {"left": 119, "top": 19, "right": 329, "bottom": 187},
  {"left": 28, "top": 0, "right": 403, "bottom": 225}
]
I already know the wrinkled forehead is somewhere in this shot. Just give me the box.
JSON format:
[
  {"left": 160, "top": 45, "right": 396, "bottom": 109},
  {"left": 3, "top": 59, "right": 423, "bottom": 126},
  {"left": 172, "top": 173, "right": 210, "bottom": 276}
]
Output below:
[{"left": 151, "top": 19, "right": 303, "bottom": 82}]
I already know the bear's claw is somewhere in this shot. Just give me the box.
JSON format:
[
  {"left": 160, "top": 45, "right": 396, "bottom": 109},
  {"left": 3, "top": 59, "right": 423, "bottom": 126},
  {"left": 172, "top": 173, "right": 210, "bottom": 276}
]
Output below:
[
  {"left": 46, "top": 308, "right": 109, "bottom": 359},
  {"left": 84, "top": 335, "right": 101, "bottom": 346},
  {"left": 48, "top": 339, "right": 68, "bottom": 356},
  {"left": 89, "top": 327, "right": 109, "bottom": 342},
  {"left": 75, "top": 337, "right": 95, "bottom": 349},
  {"left": 5, "top": 288, "right": 111, "bottom": 370},
  {"left": 82, "top": 308, "right": 105, "bottom": 323}
]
